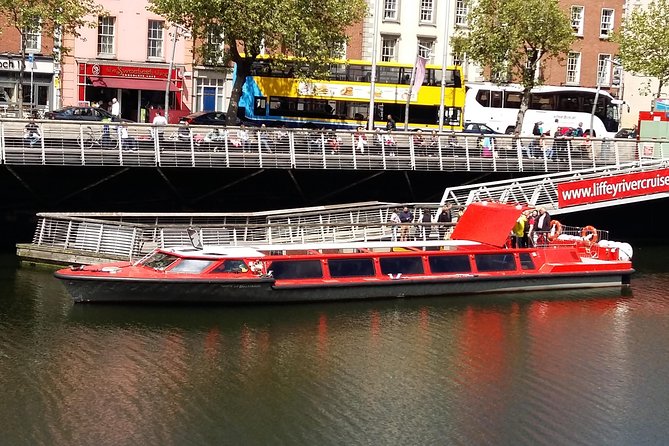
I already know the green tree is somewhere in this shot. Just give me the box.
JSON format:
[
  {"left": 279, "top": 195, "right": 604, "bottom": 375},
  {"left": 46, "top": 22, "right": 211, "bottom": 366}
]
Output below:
[
  {"left": 614, "top": 0, "right": 669, "bottom": 98},
  {"left": 150, "top": 0, "right": 367, "bottom": 125},
  {"left": 453, "top": 0, "right": 574, "bottom": 133},
  {"left": 0, "top": 0, "right": 104, "bottom": 112}
]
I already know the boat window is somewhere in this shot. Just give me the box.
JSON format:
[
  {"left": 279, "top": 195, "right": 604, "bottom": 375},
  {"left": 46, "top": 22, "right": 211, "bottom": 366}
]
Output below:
[
  {"left": 519, "top": 253, "right": 535, "bottom": 270},
  {"left": 428, "top": 255, "right": 471, "bottom": 273},
  {"left": 141, "top": 252, "right": 179, "bottom": 270},
  {"left": 210, "top": 260, "right": 249, "bottom": 273},
  {"left": 170, "top": 259, "right": 215, "bottom": 274},
  {"left": 475, "top": 254, "right": 517, "bottom": 272},
  {"left": 379, "top": 257, "right": 424, "bottom": 275},
  {"left": 328, "top": 258, "right": 375, "bottom": 278},
  {"left": 270, "top": 260, "right": 323, "bottom": 280}
]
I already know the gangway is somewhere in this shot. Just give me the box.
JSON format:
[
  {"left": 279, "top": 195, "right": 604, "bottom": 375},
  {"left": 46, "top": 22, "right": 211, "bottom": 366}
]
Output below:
[{"left": 440, "top": 158, "right": 669, "bottom": 214}]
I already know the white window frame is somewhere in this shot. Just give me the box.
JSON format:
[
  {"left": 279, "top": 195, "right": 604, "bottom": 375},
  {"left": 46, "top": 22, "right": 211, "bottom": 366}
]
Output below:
[
  {"left": 418, "top": 39, "right": 435, "bottom": 64},
  {"left": 566, "top": 52, "right": 581, "bottom": 85},
  {"left": 419, "top": 0, "right": 435, "bottom": 24},
  {"left": 97, "top": 16, "right": 116, "bottom": 57},
  {"left": 204, "top": 26, "right": 225, "bottom": 66},
  {"left": 23, "top": 19, "right": 42, "bottom": 53},
  {"left": 571, "top": 5, "right": 584, "bottom": 36},
  {"left": 147, "top": 20, "right": 165, "bottom": 60},
  {"left": 383, "top": 0, "right": 400, "bottom": 22},
  {"left": 455, "top": 0, "right": 468, "bottom": 26},
  {"left": 600, "top": 8, "right": 615, "bottom": 38},
  {"left": 381, "top": 35, "right": 398, "bottom": 62},
  {"left": 597, "top": 54, "right": 612, "bottom": 86}
]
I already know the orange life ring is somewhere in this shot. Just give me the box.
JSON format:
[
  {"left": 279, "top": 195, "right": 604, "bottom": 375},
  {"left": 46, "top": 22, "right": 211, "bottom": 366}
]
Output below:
[
  {"left": 548, "top": 220, "right": 562, "bottom": 241},
  {"left": 580, "top": 225, "right": 599, "bottom": 245}
]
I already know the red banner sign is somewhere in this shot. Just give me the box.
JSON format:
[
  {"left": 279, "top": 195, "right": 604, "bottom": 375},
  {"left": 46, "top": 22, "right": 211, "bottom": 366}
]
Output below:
[
  {"left": 557, "top": 167, "right": 669, "bottom": 207},
  {"left": 84, "top": 63, "right": 179, "bottom": 80}
]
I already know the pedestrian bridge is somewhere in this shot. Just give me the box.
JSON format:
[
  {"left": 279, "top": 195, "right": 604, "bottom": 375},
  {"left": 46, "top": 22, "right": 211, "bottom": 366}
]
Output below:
[{"left": 1, "top": 118, "right": 661, "bottom": 174}]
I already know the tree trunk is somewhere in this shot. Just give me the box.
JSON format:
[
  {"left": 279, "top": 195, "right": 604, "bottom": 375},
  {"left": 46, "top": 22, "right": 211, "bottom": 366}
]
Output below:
[
  {"left": 226, "top": 58, "right": 251, "bottom": 126},
  {"left": 656, "top": 79, "right": 665, "bottom": 98},
  {"left": 514, "top": 88, "right": 532, "bottom": 135}
]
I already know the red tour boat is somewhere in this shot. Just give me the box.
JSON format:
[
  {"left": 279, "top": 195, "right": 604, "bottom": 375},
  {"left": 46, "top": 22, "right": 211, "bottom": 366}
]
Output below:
[{"left": 54, "top": 202, "right": 634, "bottom": 303}]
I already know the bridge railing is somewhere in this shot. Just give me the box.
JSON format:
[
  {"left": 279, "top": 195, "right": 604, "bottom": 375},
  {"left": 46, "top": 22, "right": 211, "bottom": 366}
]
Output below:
[{"left": 0, "top": 118, "right": 655, "bottom": 173}]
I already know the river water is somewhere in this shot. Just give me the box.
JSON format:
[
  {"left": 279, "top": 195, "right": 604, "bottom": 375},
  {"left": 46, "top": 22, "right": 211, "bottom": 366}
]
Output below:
[{"left": 1, "top": 245, "right": 669, "bottom": 446}]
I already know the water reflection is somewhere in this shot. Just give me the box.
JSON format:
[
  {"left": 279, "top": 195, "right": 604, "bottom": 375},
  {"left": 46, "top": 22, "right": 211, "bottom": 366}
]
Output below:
[{"left": 5, "top": 258, "right": 669, "bottom": 445}]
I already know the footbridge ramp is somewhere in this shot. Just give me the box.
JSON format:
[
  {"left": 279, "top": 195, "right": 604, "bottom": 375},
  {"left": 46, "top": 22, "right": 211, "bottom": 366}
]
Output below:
[{"left": 440, "top": 159, "right": 669, "bottom": 215}]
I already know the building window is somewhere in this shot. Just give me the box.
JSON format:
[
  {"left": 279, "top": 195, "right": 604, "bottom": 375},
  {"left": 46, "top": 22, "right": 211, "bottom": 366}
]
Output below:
[
  {"left": 455, "top": 0, "right": 468, "bottom": 26},
  {"left": 597, "top": 54, "right": 611, "bottom": 86},
  {"left": 204, "top": 26, "right": 225, "bottom": 66},
  {"left": 97, "top": 16, "right": 115, "bottom": 57},
  {"left": 418, "top": 39, "right": 435, "bottom": 63},
  {"left": 419, "top": 0, "right": 435, "bottom": 23},
  {"left": 23, "top": 19, "right": 41, "bottom": 53},
  {"left": 381, "top": 36, "right": 398, "bottom": 62},
  {"left": 147, "top": 20, "right": 164, "bottom": 60},
  {"left": 566, "top": 52, "right": 581, "bottom": 85},
  {"left": 571, "top": 6, "right": 584, "bottom": 36},
  {"left": 384, "top": 0, "right": 399, "bottom": 21},
  {"left": 600, "top": 8, "right": 615, "bottom": 38}
]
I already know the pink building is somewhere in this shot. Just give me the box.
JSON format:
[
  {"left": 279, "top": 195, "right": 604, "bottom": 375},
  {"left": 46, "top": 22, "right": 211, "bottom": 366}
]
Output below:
[{"left": 60, "top": 0, "right": 193, "bottom": 123}]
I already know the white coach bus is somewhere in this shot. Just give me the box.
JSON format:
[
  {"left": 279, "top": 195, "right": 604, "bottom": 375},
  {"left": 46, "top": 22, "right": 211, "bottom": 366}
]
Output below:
[{"left": 464, "top": 83, "right": 622, "bottom": 137}]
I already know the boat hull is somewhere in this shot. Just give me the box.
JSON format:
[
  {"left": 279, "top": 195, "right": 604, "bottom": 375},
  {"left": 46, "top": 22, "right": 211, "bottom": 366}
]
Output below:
[{"left": 55, "top": 270, "right": 633, "bottom": 304}]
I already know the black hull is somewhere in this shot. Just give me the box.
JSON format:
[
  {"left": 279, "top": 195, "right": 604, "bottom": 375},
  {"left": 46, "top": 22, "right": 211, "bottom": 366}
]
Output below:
[{"left": 55, "top": 270, "right": 634, "bottom": 304}]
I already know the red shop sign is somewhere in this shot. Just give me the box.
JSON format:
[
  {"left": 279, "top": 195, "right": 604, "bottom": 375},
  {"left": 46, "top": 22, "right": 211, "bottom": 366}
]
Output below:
[{"left": 84, "top": 63, "right": 178, "bottom": 80}]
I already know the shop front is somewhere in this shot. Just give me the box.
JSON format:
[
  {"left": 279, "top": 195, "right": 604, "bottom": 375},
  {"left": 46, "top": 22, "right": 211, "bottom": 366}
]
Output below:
[
  {"left": 77, "top": 62, "right": 189, "bottom": 123},
  {"left": 0, "top": 55, "right": 55, "bottom": 116}
]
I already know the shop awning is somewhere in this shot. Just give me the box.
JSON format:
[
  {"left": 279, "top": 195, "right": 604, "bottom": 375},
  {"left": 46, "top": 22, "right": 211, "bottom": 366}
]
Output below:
[{"left": 89, "top": 76, "right": 178, "bottom": 91}]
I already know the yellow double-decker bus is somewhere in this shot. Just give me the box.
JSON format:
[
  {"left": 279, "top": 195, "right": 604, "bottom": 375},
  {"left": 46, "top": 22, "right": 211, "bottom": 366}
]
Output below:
[{"left": 237, "top": 58, "right": 465, "bottom": 130}]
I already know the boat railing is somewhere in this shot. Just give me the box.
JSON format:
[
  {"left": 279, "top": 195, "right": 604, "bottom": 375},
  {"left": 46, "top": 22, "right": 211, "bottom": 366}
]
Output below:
[
  {"left": 0, "top": 118, "right": 653, "bottom": 174},
  {"left": 534, "top": 224, "right": 609, "bottom": 247}
]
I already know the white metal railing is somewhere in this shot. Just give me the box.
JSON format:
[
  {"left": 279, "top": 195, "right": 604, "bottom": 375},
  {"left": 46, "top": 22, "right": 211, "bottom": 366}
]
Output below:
[
  {"left": 0, "top": 118, "right": 658, "bottom": 173},
  {"left": 440, "top": 158, "right": 669, "bottom": 214}
]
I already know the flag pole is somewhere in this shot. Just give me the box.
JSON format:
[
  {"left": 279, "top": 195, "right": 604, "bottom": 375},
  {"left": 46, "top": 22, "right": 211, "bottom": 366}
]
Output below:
[
  {"left": 403, "top": 62, "right": 417, "bottom": 131},
  {"left": 368, "top": 0, "right": 381, "bottom": 131},
  {"left": 438, "top": 0, "right": 451, "bottom": 132}
]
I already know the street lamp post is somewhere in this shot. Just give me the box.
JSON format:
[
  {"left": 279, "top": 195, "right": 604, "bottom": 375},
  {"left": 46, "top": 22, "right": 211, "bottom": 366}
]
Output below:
[
  {"left": 438, "top": 0, "right": 451, "bottom": 132},
  {"left": 368, "top": 0, "right": 382, "bottom": 131},
  {"left": 164, "top": 24, "right": 190, "bottom": 124},
  {"left": 589, "top": 57, "right": 620, "bottom": 136}
]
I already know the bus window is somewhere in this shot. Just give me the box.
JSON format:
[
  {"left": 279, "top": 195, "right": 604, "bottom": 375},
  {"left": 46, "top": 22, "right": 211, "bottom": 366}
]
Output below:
[
  {"left": 491, "top": 91, "right": 502, "bottom": 108},
  {"left": 348, "top": 65, "right": 372, "bottom": 82},
  {"left": 254, "top": 97, "right": 267, "bottom": 116},
  {"left": 504, "top": 92, "right": 522, "bottom": 109},
  {"left": 434, "top": 69, "right": 460, "bottom": 87},
  {"left": 476, "top": 90, "right": 490, "bottom": 107},
  {"left": 399, "top": 67, "right": 412, "bottom": 84},
  {"left": 347, "top": 103, "right": 369, "bottom": 121},
  {"left": 378, "top": 66, "right": 401, "bottom": 84},
  {"left": 530, "top": 93, "right": 555, "bottom": 110},
  {"left": 329, "top": 64, "right": 348, "bottom": 81}
]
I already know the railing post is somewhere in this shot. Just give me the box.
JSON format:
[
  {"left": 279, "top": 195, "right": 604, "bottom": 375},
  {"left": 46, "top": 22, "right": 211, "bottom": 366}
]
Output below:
[
  {"left": 321, "top": 133, "right": 326, "bottom": 169},
  {"left": 0, "top": 121, "right": 5, "bottom": 164},
  {"left": 154, "top": 131, "right": 161, "bottom": 166},
  {"left": 190, "top": 133, "right": 195, "bottom": 167},
  {"left": 516, "top": 137, "right": 524, "bottom": 172},
  {"left": 409, "top": 135, "right": 416, "bottom": 170},
  {"left": 64, "top": 220, "right": 73, "bottom": 249},
  {"left": 464, "top": 138, "right": 471, "bottom": 171},
  {"left": 438, "top": 135, "right": 443, "bottom": 171},
  {"left": 351, "top": 134, "right": 357, "bottom": 170},
  {"left": 566, "top": 139, "right": 573, "bottom": 171},
  {"left": 224, "top": 131, "right": 230, "bottom": 167},
  {"left": 289, "top": 131, "right": 296, "bottom": 168},
  {"left": 95, "top": 224, "right": 104, "bottom": 253},
  {"left": 491, "top": 138, "right": 497, "bottom": 171}
]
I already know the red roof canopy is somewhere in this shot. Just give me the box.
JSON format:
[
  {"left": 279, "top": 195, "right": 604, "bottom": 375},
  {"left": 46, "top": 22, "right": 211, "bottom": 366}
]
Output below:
[{"left": 450, "top": 202, "right": 525, "bottom": 247}]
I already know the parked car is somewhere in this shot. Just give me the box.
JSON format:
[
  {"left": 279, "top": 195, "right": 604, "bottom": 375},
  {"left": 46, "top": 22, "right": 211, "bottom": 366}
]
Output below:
[
  {"left": 179, "top": 111, "right": 228, "bottom": 126},
  {"left": 462, "top": 122, "right": 502, "bottom": 135},
  {"left": 614, "top": 127, "right": 637, "bottom": 139},
  {"left": 44, "top": 106, "right": 125, "bottom": 122}
]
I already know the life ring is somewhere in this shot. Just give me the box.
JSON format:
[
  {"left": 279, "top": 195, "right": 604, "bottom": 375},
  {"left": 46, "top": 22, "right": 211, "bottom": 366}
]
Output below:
[
  {"left": 548, "top": 220, "right": 562, "bottom": 241},
  {"left": 580, "top": 225, "right": 599, "bottom": 245}
]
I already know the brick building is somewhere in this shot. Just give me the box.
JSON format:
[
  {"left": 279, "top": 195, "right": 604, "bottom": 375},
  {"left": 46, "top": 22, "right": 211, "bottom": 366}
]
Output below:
[{"left": 0, "top": 18, "right": 58, "bottom": 114}]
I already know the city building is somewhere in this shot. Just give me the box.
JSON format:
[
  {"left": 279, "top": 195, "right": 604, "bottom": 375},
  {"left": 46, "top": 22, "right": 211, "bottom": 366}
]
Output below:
[
  {"left": 0, "top": 17, "right": 58, "bottom": 115},
  {"left": 60, "top": 0, "right": 193, "bottom": 123},
  {"left": 353, "top": 0, "right": 624, "bottom": 90}
]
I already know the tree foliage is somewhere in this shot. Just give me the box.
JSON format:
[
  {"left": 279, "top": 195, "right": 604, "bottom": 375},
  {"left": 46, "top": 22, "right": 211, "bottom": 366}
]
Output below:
[
  {"left": 453, "top": 0, "right": 574, "bottom": 132},
  {"left": 614, "top": 0, "right": 669, "bottom": 97},
  {"left": 150, "top": 0, "right": 367, "bottom": 124},
  {"left": 0, "top": 0, "right": 104, "bottom": 109}
]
